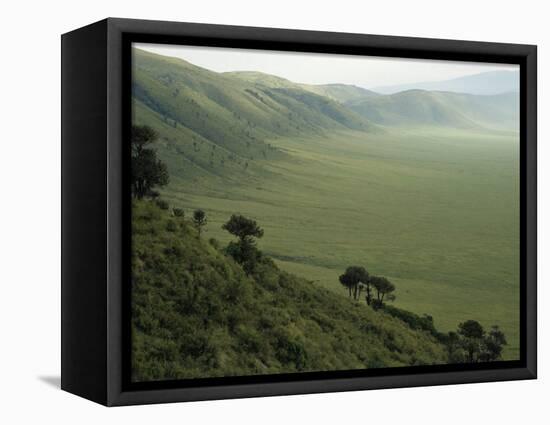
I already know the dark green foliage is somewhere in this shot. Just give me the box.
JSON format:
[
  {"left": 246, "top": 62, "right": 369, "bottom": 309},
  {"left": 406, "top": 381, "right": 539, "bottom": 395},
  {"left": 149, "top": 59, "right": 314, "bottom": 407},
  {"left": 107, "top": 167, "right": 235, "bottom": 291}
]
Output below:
[
  {"left": 192, "top": 209, "right": 207, "bottom": 237},
  {"left": 172, "top": 208, "right": 185, "bottom": 217},
  {"left": 480, "top": 326, "right": 507, "bottom": 362},
  {"left": 156, "top": 199, "right": 169, "bottom": 210},
  {"left": 374, "top": 300, "right": 507, "bottom": 364},
  {"left": 223, "top": 214, "right": 264, "bottom": 275},
  {"left": 222, "top": 214, "right": 264, "bottom": 243},
  {"left": 208, "top": 238, "right": 221, "bottom": 250},
  {"left": 381, "top": 305, "right": 441, "bottom": 339},
  {"left": 338, "top": 266, "right": 369, "bottom": 300},
  {"left": 369, "top": 276, "right": 396, "bottom": 307},
  {"left": 458, "top": 320, "right": 485, "bottom": 339},
  {"left": 457, "top": 320, "right": 485, "bottom": 362},
  {"left": 445, "top": 320, "right": 507, "bottom": 363},
  {"left": 165, "top": 220, "right": 178, "bottom": 232},
  {"left": 131, "top": 200, "right": 447, "bottom": 382},
  {"left": 225, "top": 241, "right": 263, "bottom": 275},
  {"left": 130, "top": 125, "right": 169, "bottom": 199}
]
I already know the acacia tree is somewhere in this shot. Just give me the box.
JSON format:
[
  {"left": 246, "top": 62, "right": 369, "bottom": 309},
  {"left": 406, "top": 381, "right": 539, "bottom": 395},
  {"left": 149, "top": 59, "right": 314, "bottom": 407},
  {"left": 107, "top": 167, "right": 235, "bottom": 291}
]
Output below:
[
  {"left": 369, "top": 276, "right": 396, "bottom": 307},
  {"left": 222, "top": 214, "right": 264, "bottom": 244},
  {"left": 222, "top": 214, "right": 264, "bottom": 275},
  {"left": 480, "top": 326, "right": 507, "bottom": 362},
  {"left": 362, "top": 281, "right": 374, "bottom": 306},
  {"left": 131, "top": 125, "right": 169, "bottom": 199},
  {"left": 339, "top": 266, "right": 369, "bottom": 300},
  {"left": 450, "top": 321, "right": 507, "bottom": 363},
  {"left": 457, "top": 320, "right": 485, "bottom": 363},
  {"left": 193, "top": 209, "right": 207, "bottom": 237}
]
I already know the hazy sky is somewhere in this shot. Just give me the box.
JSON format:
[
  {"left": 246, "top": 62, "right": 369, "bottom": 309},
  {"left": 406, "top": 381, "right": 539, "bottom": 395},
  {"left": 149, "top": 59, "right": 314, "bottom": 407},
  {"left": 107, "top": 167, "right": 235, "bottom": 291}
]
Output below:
[{"left": 136, "top": 43, "right": 518, "bottom": 90}]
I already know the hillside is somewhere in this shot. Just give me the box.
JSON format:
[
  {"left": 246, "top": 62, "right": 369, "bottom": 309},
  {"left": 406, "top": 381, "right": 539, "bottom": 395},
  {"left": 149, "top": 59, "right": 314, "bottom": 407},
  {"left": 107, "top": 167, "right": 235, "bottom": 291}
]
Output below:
[
  {"left": 132, "top": 48, "right": 374, "bottom": 186},
  {"left": 225, "top": 71, "right": 379, "bottom": 103},
  {"left": 224, "top": 71, "right": 378, "bottom": 103},
  {"left": 131, "top": 200, "right": 448, "bottom": 382},
  {"left": 346, "top": 89, "right": 519, "bottom": 130},
  {"left": 302, "top": 83, "right": 379, "bottom": 103}
]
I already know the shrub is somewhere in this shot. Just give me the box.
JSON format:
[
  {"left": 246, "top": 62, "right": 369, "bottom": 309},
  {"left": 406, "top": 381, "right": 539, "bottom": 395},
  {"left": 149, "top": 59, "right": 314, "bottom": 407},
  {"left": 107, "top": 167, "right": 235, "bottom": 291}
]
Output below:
[
  {"left": 173, "top": 208, "right": 184, "bottom": 217},
  {"left": 382, "top": 305, "right": 438, "bottom": 337},
  {"left": 166, "top": 220, "right": 178, "bottom": 232},
  {"left": 156, "top": 199, "right": 169, "bottom": 210},
  {"left": 225, "top": 241, "right": 262, "bottom": 275},
  {"left": 208, "top": 238, "right": 220, "bottom": 249},
  {"left": 276, "top": 334, "right": 308, "bottom": 370}
]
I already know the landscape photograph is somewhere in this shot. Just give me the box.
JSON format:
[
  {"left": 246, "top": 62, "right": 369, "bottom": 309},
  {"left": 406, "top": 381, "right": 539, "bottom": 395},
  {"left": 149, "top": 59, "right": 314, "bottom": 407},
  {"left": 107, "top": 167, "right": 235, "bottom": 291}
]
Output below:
[{"left": 129, "top": 43, "right": 520, "bottom": 382}]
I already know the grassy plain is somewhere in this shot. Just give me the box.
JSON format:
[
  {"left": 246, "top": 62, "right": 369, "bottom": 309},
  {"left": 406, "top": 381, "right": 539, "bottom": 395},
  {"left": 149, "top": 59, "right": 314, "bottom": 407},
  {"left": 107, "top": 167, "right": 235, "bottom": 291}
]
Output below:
[{"left": 161, "top": 126, "right": 520, "bottom": 359}]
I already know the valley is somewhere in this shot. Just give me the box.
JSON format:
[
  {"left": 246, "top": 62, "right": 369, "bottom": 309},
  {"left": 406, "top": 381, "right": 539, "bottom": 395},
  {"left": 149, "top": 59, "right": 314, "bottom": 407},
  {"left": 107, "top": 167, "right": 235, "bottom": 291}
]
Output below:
[{"left": 132, "top": 47, "right": 520, "bottom": 360}]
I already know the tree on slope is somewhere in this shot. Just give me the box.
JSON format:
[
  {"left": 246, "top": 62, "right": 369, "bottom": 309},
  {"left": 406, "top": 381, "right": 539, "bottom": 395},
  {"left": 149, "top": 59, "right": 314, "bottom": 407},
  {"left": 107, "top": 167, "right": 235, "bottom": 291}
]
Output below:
[
  {"left": 222, "top": 214, "right": 264, "bottom": 275},
  {"left": 457, "top": 320, "right": 485, "bottom": 363},
  {"left": 130, "top": 125, "right": 169, "bottom": 199},
  {"left": 222, "top": 214, "right": 264, "bottom": 243},
  {"left": 480, "top": 326, "right": 507, "bottom": 362},
  {"left": 448, "top": 321, "right": 507, "bottom": 363},
  {"left": 193, "top": 209, "right": 207, "bottom": 237},
  {"left": 369, "top": 276, "right": 396, "bottom": 308},
  {"left": 339, "top": 266, "right": 369, "bottom": 300}
]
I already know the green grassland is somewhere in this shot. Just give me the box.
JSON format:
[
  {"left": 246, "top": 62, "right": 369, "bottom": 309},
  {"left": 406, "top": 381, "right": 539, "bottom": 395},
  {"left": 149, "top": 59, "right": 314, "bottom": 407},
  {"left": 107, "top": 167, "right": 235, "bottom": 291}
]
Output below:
[{"left": 132, "top": 47, "right": 520, "bottom": 361}]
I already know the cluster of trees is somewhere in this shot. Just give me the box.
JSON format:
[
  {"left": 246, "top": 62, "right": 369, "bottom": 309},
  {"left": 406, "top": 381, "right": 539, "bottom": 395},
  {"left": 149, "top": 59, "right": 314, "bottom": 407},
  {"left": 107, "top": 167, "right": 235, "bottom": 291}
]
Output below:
[
  {"left": 338, "top": 266, "right": 395, "bottom": 308},
  {"left": 338, "top": 266, "right": 507, "bottom": 362},
  {"left": 448, "top": 320, "right": 507, "bottom": 363}
]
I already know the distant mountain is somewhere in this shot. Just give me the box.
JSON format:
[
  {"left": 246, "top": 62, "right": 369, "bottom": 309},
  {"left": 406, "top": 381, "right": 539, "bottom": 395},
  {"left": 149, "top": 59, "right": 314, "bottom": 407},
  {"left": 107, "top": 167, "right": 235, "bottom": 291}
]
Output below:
[
  {"left": 226, "top": 71, "right": 379, "bottom": 103},
  {"left": 373, "top": 71, "right": 519, "bottom": 96},
  {"left": 346, "top": 89, "right": 519, "bottom": 131}
]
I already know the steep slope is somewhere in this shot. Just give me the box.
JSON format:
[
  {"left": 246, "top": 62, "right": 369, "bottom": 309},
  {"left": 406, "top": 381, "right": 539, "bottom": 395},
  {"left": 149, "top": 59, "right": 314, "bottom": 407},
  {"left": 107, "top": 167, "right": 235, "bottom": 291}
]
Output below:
[
  {"left": 346, "top": 89, "right": 519, "bottom": 130},
  {"left": 131, "top": 200, "right": 448, "bottom": 382},
  {"left": 374, "top": 70, "right": 519, "bottom": 95}
]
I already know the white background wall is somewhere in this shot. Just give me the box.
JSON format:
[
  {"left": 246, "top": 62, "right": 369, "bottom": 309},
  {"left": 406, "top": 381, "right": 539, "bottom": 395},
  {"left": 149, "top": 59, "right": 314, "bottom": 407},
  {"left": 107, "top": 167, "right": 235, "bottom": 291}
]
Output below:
[{"left": 0, "top": 0, "right": 546, "bottom": 422}]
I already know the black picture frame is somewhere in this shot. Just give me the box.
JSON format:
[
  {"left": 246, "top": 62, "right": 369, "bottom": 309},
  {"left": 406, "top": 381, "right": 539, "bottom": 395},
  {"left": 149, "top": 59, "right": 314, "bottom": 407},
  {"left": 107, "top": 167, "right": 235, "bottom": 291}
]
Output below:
[{"left": 61, "top": 18, "right": 537, "bottom": 406}]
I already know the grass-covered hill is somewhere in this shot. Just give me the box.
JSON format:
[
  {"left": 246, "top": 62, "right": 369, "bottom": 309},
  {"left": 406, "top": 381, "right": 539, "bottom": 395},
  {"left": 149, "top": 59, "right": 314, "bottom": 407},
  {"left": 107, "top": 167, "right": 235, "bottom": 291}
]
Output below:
[
  {"left": 132, "top": 48, "right": 379, "bottom": 188},
  {"left": 133, "top": 49, "right": 372, "bottom": 157},
  {"left": 225, "top": 71, "right": 379, "bottom": 103},
  {"left": 303, "top": 83, "right": 379, "bottom": 103},
  {"left": 131, "top": 200, "right": 447, "bottom": 382},
  {"left": 346, "top": 89, "right": 519, "bottom": 131}
]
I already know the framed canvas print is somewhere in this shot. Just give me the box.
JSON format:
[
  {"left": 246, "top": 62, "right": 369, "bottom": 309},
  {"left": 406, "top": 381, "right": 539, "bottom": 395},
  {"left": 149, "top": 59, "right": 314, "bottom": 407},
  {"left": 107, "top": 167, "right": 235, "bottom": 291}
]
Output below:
[{"left": 61, "top": 18, "right": 537, "bottom": 406}]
